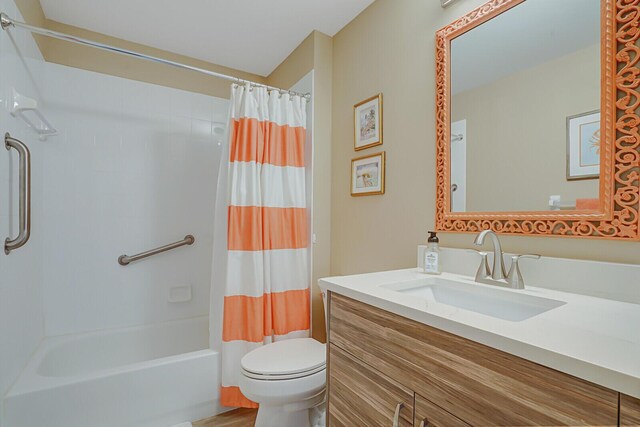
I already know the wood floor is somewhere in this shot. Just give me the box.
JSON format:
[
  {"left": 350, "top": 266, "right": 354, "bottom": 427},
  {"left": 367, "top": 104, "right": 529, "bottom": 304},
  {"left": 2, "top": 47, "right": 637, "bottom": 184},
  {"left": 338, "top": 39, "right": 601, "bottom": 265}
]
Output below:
[{"left": 193, "top": 408, "right": 257, "bottom": 427}]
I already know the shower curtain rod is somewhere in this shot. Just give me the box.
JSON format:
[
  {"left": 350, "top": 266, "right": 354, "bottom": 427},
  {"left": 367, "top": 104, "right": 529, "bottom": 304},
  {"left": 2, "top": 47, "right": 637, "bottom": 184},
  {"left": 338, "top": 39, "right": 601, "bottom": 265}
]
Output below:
[{"left": 0, "top": 12, "right": 311, "bottom": 100}]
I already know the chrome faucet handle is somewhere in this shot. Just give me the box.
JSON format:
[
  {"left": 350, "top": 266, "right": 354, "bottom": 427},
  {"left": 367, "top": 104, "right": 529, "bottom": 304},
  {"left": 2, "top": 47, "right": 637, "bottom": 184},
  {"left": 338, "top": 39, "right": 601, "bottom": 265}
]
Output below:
[
  {"left": 506, "top": 254, "right": 541, "bottom": 289},
  {"left": 467, "top": 249, "right": 491, "bottom": 282}
]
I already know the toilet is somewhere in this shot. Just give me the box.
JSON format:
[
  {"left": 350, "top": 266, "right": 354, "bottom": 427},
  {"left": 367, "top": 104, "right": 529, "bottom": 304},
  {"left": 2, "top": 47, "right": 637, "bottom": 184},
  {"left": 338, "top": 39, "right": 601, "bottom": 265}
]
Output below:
[{"left": 238, "top": 293, "right": 327, "bottom": 427}]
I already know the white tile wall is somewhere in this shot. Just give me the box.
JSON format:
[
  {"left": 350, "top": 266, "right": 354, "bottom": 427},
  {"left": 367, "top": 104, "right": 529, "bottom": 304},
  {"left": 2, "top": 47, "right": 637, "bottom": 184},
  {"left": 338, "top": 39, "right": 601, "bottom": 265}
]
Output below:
[
  {"left": 39, "top": 63, "right": 228, "bottom": 336},
  {"left": 0, "top": 1, "right": 228, "bottom": 410},
  {"left": 0, "top": 0, "right": 46, "bottom": 407}
]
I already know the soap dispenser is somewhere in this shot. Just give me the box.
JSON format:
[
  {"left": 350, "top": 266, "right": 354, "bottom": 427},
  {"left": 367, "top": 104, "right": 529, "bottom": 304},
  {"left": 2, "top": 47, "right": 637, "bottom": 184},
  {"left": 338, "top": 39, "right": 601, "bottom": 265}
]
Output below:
[{"left": 423, "top": 231, "right": 441, "bottom": 275}]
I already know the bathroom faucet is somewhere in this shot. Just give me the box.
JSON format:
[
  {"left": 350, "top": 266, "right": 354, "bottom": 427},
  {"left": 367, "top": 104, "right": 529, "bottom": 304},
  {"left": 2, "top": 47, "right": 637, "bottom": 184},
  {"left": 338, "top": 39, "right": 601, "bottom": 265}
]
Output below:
[
  {"left": 473, "top": 230, "right": 507, "bottom": 281},
  {"left": 471, "top": 230, "right": 541, "bottom": 289}
]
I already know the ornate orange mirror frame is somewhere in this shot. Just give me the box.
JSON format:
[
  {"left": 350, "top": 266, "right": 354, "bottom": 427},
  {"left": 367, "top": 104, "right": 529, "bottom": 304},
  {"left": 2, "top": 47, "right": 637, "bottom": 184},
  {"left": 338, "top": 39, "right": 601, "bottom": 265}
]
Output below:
[{"left": 435, "top": 0, "right": 640, "bottom": 240}]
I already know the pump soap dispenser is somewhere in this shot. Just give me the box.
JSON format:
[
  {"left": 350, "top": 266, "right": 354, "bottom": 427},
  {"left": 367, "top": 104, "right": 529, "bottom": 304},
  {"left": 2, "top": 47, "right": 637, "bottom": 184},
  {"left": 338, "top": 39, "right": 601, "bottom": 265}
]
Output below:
[{"left": 423, "top": 231, "right": 441, "bottom": 275}]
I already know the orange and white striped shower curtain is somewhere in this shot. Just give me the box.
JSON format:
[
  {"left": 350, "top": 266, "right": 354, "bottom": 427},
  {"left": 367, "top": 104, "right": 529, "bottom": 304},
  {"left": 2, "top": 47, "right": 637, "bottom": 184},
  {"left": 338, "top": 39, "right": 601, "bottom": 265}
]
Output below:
[{"left": 219, "top": 84, "right": 310, "bottom": 408}]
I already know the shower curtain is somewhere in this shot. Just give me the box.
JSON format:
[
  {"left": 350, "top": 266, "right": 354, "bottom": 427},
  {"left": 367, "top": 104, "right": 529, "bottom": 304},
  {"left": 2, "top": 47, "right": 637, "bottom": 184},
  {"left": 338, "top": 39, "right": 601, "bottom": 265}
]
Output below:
[{"left": 215, "top": 84, "right": 310, "bottom": 408}]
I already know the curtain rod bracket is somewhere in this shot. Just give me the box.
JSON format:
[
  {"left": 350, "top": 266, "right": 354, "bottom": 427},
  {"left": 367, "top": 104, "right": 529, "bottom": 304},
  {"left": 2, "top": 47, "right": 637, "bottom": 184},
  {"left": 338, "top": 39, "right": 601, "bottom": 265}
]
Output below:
[{"left": 1, "top": 13, "right": 13, "bottom": 29}]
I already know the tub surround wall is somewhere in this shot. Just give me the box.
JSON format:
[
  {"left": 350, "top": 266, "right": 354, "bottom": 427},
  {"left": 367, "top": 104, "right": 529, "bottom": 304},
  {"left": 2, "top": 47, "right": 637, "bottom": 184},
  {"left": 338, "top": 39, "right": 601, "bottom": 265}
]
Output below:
[
  {"left": 39, "top": 63, "right": 227, "bottom": 336},
  {"left": 0, "top": 0, "right": 45, "bottom": 406},
  {"left": 1, "top": 8, "right": 230, "bottom": 424}
]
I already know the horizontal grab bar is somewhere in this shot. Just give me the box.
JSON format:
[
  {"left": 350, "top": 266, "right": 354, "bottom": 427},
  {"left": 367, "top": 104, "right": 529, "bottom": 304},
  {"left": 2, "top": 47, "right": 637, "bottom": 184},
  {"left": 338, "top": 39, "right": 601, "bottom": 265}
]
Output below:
[{"left": 118, "top": 235, "right": 195, "bottom": 266}]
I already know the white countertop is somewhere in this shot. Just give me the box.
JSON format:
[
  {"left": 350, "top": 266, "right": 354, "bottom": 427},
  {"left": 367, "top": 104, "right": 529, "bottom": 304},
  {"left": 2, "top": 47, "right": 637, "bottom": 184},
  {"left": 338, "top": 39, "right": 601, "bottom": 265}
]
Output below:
[{"left": 319, "top": 268, "right": 640, "bottom": 399}]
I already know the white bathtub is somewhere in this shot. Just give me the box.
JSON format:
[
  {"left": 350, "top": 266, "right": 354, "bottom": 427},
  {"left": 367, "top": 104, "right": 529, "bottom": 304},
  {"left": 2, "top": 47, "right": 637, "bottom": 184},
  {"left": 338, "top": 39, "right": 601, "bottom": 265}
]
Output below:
[{"left": 3, "top": 316, "right": 221, "bottom": 427}]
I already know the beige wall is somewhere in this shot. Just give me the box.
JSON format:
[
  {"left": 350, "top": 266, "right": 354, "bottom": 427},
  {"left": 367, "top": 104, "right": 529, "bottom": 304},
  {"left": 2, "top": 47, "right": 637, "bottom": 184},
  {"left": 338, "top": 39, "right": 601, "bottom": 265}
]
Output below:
[
  {"left": 453, "top": 44, "right": 600, "bottom": 212},
  {"left": 267, "top": 33, "right": 315, "bottom": 89},
  {"left": 308, "top": 33, "right": 333, "bottom": 343},
  {"left": 14, "top": 1, "right": 266, "bottom": 98},
  {"left": 268, "top": 32, "right": 333, "bottom": 343},
  {"left": 330, "top": 0, "right": 640, "bottom": 280}
]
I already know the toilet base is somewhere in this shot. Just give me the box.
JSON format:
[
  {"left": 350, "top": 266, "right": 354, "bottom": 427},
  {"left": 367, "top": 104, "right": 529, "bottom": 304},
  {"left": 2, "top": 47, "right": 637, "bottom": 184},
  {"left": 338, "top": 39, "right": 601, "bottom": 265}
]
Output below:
[{"left": 254, "top": 404, "right": 310, "bottom": 427}]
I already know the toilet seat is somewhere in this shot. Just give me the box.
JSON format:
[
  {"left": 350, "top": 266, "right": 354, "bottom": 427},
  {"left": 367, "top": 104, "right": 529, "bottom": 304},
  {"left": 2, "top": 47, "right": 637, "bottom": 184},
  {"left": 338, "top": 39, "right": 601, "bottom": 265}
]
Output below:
[
  {"left": 240, "top": 338, "right": 326, "bottom": 381},
  {"left": 241, "top": 364, "right": 325, "bottom": 380}
]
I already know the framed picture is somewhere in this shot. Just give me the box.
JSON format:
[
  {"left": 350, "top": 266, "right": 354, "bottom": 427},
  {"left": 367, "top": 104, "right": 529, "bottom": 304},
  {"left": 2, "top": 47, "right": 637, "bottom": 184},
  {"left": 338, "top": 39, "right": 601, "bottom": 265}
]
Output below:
[
  {"left": 566, "top": 110, "right": 600, "bottom": 180},
  {"left": 351, "top": 152, "right": 385, "bottom": 196},
  {"left": 354, "top": 93, "right": 383, "bottom": 150}
]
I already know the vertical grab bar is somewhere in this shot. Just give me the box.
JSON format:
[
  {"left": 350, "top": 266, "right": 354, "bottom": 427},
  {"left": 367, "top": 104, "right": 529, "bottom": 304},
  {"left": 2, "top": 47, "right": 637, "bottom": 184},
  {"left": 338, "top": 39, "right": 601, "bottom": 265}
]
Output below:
[{"left": 4, "top": 132, "right": 31, "bottom": 254}]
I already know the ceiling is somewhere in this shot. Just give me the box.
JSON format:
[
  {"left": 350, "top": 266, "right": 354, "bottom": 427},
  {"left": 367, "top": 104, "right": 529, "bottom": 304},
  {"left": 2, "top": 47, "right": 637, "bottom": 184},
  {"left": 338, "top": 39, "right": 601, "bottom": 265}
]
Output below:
[{"left": 39, "top": 0, "right": 375, "bottom": 76}]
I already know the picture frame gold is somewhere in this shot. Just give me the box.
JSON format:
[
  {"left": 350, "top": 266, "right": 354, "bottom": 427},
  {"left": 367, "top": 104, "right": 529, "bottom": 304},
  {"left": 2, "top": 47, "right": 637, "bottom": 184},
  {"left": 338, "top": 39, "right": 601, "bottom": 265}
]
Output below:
[
  {"left": 354, "top": 93, "right": 383, "bottom": 151},
  {"left": 351, "top": 152, "right": 386, "bottom": 196}
]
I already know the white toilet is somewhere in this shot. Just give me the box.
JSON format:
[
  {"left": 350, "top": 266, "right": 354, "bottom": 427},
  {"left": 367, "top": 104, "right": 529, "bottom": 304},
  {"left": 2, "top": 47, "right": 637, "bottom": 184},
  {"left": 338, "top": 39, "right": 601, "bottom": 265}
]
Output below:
[{"left": 238, "top": 294, "right": 327, "bottom": 427}]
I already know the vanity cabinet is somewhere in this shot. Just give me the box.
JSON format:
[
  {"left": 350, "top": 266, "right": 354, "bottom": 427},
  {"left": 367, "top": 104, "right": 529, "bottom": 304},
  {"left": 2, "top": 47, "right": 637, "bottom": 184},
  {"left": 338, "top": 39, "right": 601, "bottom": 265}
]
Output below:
[
  {"left": 327, "top": 292, "right": 620, "bottom": 427},
  {"left": 328, "top": 344, "right": 413, "bottom": 426},
  {"left": 621, "top": 394, "right": 640, "bottom": 426}
]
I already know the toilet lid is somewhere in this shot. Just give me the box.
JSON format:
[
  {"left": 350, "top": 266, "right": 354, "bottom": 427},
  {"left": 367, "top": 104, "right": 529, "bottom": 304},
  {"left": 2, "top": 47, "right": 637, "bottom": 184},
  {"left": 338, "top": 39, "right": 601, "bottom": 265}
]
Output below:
[{"left": 241, "top": 338, "right": 326, "bottom": 377}]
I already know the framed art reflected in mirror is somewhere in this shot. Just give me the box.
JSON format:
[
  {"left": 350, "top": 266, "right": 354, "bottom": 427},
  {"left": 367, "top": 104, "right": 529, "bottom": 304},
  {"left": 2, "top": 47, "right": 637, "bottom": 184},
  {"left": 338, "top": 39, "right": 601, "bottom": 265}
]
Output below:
[{"left": 566, "top": 110, "right": 601, "bottom": 181}]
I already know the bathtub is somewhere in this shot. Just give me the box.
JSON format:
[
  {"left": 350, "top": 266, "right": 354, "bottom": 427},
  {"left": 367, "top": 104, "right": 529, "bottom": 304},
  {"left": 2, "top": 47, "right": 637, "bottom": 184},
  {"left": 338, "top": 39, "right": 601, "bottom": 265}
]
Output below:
[{"left": 3, "top": 316, "right": 222, "bottom": 427}]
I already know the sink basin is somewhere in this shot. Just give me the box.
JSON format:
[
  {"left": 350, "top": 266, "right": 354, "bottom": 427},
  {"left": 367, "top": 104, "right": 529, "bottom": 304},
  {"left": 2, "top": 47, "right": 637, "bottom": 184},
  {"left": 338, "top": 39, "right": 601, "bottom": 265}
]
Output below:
[{"left": 382, "top": 277, "right": 566, "bottom": 321}]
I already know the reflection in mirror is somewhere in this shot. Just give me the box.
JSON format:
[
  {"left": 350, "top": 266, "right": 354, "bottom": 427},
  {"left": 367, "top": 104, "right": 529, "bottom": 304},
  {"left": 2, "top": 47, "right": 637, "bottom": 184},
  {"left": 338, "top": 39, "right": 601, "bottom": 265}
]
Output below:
[{"left": 450, "top": 0, "right": 601, "bottom": 212}]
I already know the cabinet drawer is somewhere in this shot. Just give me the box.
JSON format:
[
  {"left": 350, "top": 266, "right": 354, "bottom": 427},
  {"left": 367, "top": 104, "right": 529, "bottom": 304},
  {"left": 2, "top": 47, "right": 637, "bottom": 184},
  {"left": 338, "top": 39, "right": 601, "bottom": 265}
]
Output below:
[
  {"left": 329, "top": 293, "right": 618, "bottom": 426},
  {"left": 621, "top": 394, "right": 640, "bottom": 426},
  {"left": 414, "top": 394, "right": 469, "bottom": 427},
  {"left": 328, "top": 344, "right": 413, "bottom": 427}
]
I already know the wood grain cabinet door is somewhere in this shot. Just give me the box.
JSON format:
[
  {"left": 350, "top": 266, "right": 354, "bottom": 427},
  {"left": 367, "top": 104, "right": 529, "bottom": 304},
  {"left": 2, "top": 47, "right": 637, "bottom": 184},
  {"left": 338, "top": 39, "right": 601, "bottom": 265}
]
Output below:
[
  {"left": 328, "top": 344, "right": 414, "bottom": 427},
  {"left": 621, "top": 394, "right": 640, "bottom": 426},
  {"left": 414, "top": 394, "right": 469, "bottom": 427}
]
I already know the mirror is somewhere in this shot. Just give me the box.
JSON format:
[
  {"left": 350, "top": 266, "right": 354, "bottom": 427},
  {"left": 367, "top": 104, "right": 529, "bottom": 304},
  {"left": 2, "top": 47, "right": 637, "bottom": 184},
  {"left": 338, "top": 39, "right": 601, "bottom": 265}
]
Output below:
[
  {"left": 450, "top": 0, "right": 600, "bottom": 212},
  {"left": 435, "top": 0, "right": 640, "bottom": 240}
]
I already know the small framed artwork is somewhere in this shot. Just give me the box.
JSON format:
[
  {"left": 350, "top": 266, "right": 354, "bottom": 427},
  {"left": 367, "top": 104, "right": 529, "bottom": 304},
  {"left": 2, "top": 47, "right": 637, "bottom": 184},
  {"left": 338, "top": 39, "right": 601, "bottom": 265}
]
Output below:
[
  {"left": 351, "top": 152, "right": 385, "bottom": 196},
  {"left": 566, "top": 110, "right": 600, "bottom": 180},
  {"left": 354, "top": 93, "right": 383, "bottom": 151}
]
